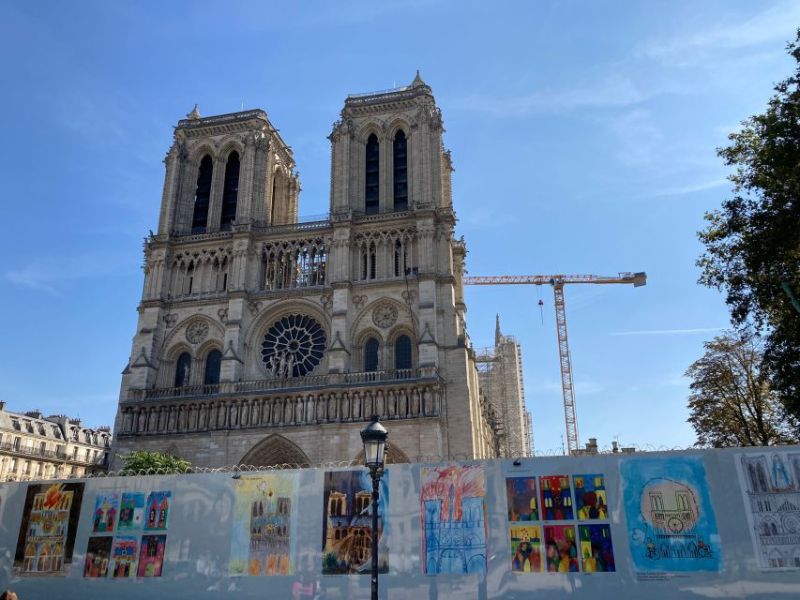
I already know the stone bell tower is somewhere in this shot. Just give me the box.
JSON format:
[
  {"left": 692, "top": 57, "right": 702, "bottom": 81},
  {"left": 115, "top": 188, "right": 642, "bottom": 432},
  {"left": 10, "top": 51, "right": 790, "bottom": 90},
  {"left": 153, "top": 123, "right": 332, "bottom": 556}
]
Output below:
[{"left": 113, "top": 75, "right": 502, "bottom": 468}]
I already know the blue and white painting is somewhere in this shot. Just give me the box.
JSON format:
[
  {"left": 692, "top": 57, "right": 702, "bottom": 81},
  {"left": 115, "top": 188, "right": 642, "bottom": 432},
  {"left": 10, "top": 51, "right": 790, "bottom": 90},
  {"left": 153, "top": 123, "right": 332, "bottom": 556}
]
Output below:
[{"left": 622, "top": 457, "right": 722, "bottom": 572}]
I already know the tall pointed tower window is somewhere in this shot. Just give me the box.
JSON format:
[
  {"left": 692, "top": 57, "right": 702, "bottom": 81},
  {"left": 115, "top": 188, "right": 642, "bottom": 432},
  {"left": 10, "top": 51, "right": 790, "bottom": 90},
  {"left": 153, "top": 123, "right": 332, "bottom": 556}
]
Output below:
[
  {"left": 393, "top": 130, "right": 408, "bottom": 210},
  {"left": 192, "top": 155, "right": 213, "bottom": 233},
  {"left": 395, "top": 335, "right": 412, "bottom": 370},
  {"left": 204, "top": 349, "right": 222, "bottom": 385},
  {"left": 365, "top": 134, "right": 379, "bottom": 214},
  {"left": 220, "top": 151, "right": 240, "bottom": 229}
]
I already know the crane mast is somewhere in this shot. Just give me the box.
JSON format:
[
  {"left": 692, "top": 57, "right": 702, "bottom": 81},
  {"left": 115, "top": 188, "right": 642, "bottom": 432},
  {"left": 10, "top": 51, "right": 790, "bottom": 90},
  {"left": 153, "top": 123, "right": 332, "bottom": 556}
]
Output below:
[{"left": 464, "top": 272, "right": 646, "bottom": 454}]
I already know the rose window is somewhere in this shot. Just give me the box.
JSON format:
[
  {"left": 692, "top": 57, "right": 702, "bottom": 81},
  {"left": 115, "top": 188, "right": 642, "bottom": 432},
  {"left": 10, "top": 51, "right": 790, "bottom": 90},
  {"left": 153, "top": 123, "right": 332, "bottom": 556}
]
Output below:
[{"left": 261, "top": 314, "right": 326, "bottom": 378}]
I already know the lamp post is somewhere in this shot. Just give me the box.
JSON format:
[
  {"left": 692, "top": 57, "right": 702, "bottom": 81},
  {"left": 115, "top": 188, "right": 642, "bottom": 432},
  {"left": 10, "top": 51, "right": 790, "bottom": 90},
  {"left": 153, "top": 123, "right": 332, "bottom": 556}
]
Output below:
[{"left": 360, "top": 415, "right": 388, "bottom": 600}]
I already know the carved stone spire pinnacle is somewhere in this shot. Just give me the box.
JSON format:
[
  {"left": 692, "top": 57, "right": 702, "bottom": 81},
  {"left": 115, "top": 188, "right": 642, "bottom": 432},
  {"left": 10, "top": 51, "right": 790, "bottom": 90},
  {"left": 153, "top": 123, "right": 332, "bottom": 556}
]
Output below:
[
  {"left": 411, "top": 70, "right": 425, "bottom": 88},
  {"left": 186, "top": 104, "right": 201, "bottom": 120},
  {"left": 495, "top": 314, "right": 502, "bottom": 345}
]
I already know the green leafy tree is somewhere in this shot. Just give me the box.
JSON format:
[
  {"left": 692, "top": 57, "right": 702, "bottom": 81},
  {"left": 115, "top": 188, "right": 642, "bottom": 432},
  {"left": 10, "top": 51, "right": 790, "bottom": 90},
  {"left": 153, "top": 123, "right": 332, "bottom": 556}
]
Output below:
[
  {"left": 698, "top": 31, "right": 800, "bottom": 418},
  {"left": 118, "top": 450, "right": 192, "bottom": 475},
  {"left": 686, "top": 331, "right": 798, "bottom": 447}
]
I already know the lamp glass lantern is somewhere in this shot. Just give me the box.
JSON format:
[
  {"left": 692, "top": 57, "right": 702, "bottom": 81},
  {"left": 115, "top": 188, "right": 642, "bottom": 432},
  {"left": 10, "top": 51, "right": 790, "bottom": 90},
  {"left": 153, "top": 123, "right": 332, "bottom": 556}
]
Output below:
[{"left": 360, "top": 417, "right": 388, "bottom": 469}]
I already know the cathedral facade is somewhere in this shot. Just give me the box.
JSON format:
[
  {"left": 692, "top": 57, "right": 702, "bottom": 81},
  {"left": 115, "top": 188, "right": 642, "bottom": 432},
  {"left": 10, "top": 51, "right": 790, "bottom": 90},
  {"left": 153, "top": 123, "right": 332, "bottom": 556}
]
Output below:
[{"left": 112, "top": 74, "right": 520, "bottom": 467}]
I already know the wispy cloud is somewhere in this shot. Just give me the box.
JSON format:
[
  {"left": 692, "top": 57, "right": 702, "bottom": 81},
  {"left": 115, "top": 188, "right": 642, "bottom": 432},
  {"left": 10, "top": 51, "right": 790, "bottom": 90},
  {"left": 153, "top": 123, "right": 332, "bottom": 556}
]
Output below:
[
  {"left": 6, "top": 254, "right": 130, "bottom": 296},
  {"left": 652, "top": 178, "right": 728, "bottom": 197},
  {"left": 449, "top": 74, "right": 647, "bottom": 117},
  {"left": 609, "top": 327, "right": 724, "bottom": 337},
  {"left": 639, "top": 1, "right": 800, "bottom": 64}
]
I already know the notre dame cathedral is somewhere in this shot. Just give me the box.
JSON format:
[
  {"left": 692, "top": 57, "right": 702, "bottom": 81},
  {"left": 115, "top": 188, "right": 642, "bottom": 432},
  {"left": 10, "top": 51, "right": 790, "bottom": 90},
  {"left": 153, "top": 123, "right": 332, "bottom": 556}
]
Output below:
[{"left": 112, "top": 73, "right": 531, "bottom": 468}]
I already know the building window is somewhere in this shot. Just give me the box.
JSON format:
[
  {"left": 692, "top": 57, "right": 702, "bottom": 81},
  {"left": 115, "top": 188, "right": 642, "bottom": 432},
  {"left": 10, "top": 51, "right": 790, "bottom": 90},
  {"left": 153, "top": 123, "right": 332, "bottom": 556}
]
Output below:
[
  {"left": 393, "top": 130, "right": 408, "bottom": 210},
  {"left": 191, "top": 154, "right": 213, "bottom": 233},
  {"left": 260, "top": 314, "right": 327, "bottom": 378},
  {"left": 364, "top": 338, "right": 380, "bottom": 372},
  {"left": 365, "top": 134, "right": 379, "bottom": 214},
  {"left": 204, "top": 349, "right": 222, "bottom": 385},
  {"left": 11, "top": 419, "right": 20, "bottom": 431},
  {"left": 13, "top": 436, "right": 20, "bottom": 450},
  {"left": 220, "top": 151, "right": 240, "bottom": 229},
  {"left": 395, "top": 335, "right": 412, "bottom": 370}
]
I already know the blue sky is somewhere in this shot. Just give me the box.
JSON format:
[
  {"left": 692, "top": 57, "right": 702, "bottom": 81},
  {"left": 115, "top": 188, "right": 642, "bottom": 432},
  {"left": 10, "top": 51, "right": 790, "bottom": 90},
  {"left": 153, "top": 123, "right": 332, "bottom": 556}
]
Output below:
[{"left": 0, "top": 1, "right": 796, "bottom": 454}]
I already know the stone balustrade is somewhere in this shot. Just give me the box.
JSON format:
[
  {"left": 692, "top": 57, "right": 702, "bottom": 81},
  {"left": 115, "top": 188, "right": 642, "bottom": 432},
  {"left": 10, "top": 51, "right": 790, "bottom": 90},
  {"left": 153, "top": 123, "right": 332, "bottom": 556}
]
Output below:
[{"left": 118, "top": 369, "right": 441, "bottom": 437}]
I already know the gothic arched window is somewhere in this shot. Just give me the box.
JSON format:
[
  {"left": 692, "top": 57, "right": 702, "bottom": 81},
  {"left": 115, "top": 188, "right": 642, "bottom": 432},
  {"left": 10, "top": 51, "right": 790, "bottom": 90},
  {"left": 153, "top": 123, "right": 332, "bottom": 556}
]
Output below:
[
  {"left": 395, "top": 335, "right": 412, "bottom": 370},
  {"left": 192, "top": 155, "right": 213, "bottom": 233},
  {"left": 175, "top": 352, "right": 192, "bottom": 387},
  {"left": 393, "top": 130, "right": 408, "bottom": 210},
  {"left": 204, "top": 349, "right": 222, "bottom": 385},
  {"left": 365, "top": 134, "right": 379, "bottom": 214},
  {"left": 364, "top": 338, "right": 380, "bottom": 372},
  {"left": 220, "top": 151, "right": 240, "bottom": 229}
]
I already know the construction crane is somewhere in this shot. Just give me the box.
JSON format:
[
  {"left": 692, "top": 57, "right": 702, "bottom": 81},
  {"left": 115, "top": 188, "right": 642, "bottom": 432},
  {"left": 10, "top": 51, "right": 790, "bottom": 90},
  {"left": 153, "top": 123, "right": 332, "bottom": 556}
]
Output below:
[{"left": 464, "top": 272, "right": 647, "bottom": 455}]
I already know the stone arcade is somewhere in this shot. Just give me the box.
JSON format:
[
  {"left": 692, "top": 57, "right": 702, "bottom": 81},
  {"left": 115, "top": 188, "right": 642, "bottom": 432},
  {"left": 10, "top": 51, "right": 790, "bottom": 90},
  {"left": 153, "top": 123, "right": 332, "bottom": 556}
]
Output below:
[{"left": 112, "top": 74, "right": 530, "bottom": 468}]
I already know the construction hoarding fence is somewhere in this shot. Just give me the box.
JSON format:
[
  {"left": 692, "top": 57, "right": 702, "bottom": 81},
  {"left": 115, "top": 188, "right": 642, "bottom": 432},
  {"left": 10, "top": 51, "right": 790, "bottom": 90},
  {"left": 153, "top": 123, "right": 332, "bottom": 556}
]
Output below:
[{"left": 0, "top": 446, "right": 798, "bottom": 599}]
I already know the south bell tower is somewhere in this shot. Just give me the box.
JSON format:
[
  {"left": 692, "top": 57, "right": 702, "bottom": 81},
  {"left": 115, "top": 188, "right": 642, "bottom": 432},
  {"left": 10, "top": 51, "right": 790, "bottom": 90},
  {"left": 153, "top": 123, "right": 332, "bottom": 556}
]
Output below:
[{"left": 113, "top": 75, "right": 501, "bottom": 467}]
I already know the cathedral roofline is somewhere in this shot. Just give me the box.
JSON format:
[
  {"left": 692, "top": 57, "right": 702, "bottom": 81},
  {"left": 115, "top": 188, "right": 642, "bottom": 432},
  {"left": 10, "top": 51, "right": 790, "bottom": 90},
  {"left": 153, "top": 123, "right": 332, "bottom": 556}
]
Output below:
[
  {"left": 344, "top": 73, "right": 433, "bottom": 108},
  {"left": 174, "top": 108, "right": 293, "bottom": 157}
]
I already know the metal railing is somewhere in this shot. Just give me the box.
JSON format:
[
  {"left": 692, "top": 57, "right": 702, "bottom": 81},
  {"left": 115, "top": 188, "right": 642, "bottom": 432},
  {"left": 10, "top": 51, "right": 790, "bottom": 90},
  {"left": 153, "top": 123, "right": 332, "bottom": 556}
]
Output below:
[
  {"left": 0, "top": 442, "right": 108, "bottom": 465},
  {"left": 127, "top": 367, "right": 439, "bottom": 402}
]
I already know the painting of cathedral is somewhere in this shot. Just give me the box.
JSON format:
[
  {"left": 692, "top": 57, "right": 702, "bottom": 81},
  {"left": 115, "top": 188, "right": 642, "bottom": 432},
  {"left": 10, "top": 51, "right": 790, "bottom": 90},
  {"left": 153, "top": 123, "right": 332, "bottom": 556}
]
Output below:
[
  {"left": 622, "top": 457, "right": 721, "bottom": 572},
  {"left": 737, "top": 451, "right": 800, "bottom": 569},
  {"left": 110, "top": 536, "right": 138, "bottom": 578},
  {"left": 118, "top": 492, "right": 145, "bottom": 530},
  {"left": 144, "top": 491, "right": 170, "bottom": 531},
  {"left": 14, "top": 482, "right": 85, "bottom": 576},
  {"left": 578, "top": 524, "right": 615, "bottom": 572},
  {"left": 83, "top": 536, "right": 113, "bottom": 578},
  {"left": 509, "top": 524, "right": 543, "bottom": 572},
  {"left": 92, "top": 493, "right": 119, "bottom": 533},
  {"left": 421, "top": 464, "right": 487, "bottom": 574},
  {"left": 229, "top": 473, "right": 297, "bottom": 576},
  {"left": 322, "top": 470, "right": 388, "bottom": 574}
]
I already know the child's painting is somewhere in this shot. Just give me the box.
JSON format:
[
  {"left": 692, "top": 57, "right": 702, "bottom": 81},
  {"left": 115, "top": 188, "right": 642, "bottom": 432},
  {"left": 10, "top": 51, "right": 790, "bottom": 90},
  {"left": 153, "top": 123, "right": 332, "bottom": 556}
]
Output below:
[
  {"left": 622, "top": 457, "right": 721, "bottom": 572},
  {"left": 322, "top": 470, "right": 388, "bottom": 575},
  {"left": 83, "top": 536, "right": 113, "bottom": 578},
  {"left": 578, "top": 524, "right": 615, "bottom": 572},
  {"left": 144, "top": 491, "right": 170, "bottom": 531},
  {"left": 544, "top": 525, "right": 579, "bottom": 573},
  {"left": 509, "top": 525, "right": 543, "bottom": 573},
  {"left": 421, "top": 464, "right": 487, "bottom": 574},
  {"left": 574, "top": 474, "right": 608, "bottom": 520},
  {"left": 118, "top": 493, "right": 145, "bottom": 531},
  {"left": 14, "top": 482, "right": 85, "bottom": 576},
  {"left": 110, "top": 536, "right": 138, "bottom": 578},
  {"left": 137, "top": 534, "right": 167, "bottom": 577},
  {"left": 506, "top": 477, "right": 538, "bottom": 522},
  {"left": 229, "top": 473, "right": 297, "bottom": 577},
  {"left": 540, "top": 476, "right": 574, "bottom": 521},
  {"left": 92, "top": 493, "right": 119, "bottom": 533}
]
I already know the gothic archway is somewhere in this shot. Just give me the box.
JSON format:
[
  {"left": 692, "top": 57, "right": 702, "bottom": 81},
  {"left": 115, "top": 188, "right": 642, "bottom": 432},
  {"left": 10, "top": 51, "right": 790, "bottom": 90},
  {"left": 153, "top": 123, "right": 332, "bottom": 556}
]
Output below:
[
  {"left": 354, "top": 443, "right": 410, "bottom": 465},
  {"left": 239, "top": 434, "right": 311, "bottom": 468}
]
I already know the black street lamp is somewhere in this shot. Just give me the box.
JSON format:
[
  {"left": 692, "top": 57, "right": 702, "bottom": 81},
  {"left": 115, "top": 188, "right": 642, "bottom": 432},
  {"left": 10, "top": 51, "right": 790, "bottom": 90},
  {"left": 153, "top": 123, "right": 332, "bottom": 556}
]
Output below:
[{"left": 360, "top": 415, "right": 388, "bottom": 600}]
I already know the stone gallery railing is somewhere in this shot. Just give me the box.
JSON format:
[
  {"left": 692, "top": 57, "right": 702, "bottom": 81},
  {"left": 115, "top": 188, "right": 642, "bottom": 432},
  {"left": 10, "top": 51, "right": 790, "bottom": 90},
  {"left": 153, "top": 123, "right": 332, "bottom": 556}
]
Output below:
[{"left": 118, "top": 368, "right": 441, "bottom": 436}]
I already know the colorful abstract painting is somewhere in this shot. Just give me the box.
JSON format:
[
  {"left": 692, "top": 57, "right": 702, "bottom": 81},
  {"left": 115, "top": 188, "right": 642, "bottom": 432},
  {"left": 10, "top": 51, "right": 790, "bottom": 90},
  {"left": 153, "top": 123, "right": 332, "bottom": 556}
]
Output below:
[
  {"left": 737, "top": 450, "right": 800, "bottom": 569},
  {"left": 137, "top": 534, "right": 166, "bottom": 577},
  {"left": 509, "top": 524, "right": 543, "bottom": 572},
  {"left": 322, "top": 470, "right": 389, "bottom": 574},
  {"left": 14, "top": 482, "right": 85, "bottom": 576},
  {"left": 229, "top": 473, "right": 297, "bottom": 577},
  {"left": 421, "top": 464, "right": 487, "bottom": 574},
  {"left": 83, "top": 536, "right": 113, "bottom": 578},
  {"left": 540, "top": 476, "right": 574, "bottom": 521},
  {"left": 110, "top": 536, "right": 138, "bottom": 578},
  {"left": 543, "top": 525, "right": 579, "bottom": 572},
  {"left": 118, "top": 493, "right": 145, "bottom": 531},
  {"left": 92, "top": 493, "right": 119, "bottom": 533},
  {"left": 578, "top": 524, "right": 615, "bottom": 572},
  {"left": 574, "top": 474, "right": 608, "bottom": 520},
  {"left": 622, "top": 457, "right": 722, "bottom": 572},
  {"left": 506, "top": 477, "right": 538, "bottom": 522},
  {"left": 144, "top": 491, "right": 170, "bottom": 531}
]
